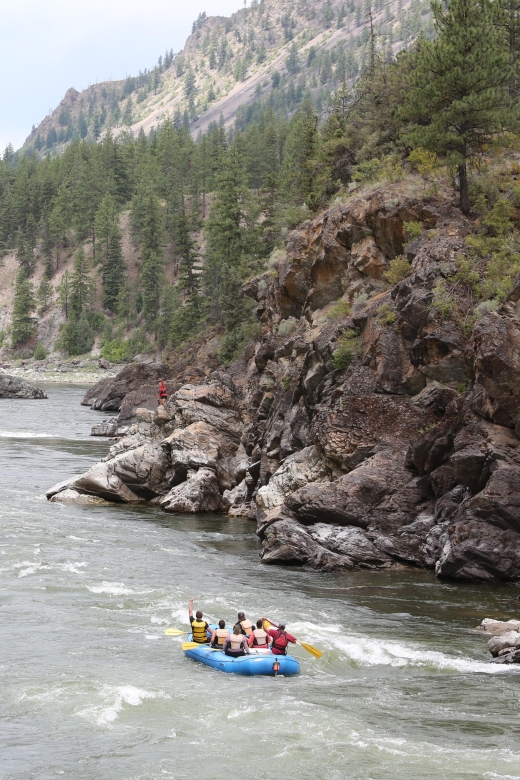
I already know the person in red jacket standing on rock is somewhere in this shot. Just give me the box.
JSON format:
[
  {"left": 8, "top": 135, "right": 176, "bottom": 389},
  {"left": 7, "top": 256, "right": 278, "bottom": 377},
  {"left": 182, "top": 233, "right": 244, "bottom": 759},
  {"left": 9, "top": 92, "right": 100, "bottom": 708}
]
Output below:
[
  {"left": 158, "top": 379, "right": 167, "bottom": 405},
  {"left": 266, "top": 620, "right": 297, "bottom": 655}
]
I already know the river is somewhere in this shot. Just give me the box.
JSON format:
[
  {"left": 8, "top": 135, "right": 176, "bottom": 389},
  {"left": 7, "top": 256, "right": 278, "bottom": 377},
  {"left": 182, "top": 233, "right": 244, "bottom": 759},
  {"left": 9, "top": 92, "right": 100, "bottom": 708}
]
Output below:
[{"left": 1, "top": 385, "right": 519, "bottom": 780}]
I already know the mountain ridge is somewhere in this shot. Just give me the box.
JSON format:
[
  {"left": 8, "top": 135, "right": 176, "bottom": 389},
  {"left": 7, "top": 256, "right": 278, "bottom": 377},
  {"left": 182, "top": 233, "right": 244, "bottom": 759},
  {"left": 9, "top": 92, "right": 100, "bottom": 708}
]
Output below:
[{"left": 22, "top": 0, "right": 432, "bottom": 154}]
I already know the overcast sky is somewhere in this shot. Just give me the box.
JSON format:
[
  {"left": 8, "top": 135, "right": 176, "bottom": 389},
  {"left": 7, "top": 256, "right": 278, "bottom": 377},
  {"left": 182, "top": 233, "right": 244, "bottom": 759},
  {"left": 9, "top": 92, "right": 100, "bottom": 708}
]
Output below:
[{"left": 0, "top": 0, "right": 245, "bottom": 151}]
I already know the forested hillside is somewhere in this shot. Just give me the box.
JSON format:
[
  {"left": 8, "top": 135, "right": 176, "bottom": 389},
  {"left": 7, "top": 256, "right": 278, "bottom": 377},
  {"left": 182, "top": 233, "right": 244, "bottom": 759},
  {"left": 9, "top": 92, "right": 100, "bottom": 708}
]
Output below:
[
  {"left": 22, "top": 0, "right": 433, "bottom": 157},
  {"left": 1, "top": 0, "right": 520, "bottom": 367}
]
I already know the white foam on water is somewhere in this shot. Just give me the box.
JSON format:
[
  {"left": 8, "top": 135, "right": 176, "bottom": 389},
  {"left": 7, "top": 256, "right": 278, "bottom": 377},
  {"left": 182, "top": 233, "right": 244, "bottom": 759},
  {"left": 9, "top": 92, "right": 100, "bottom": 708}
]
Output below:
[
  {"left": 484, "top": 775, "right": 520, "bottom": 780},
  {"left": 0, "top": 430, "right": 54, "bottom": 438},
  {"left": 332, "top": 634, "right": 519, "bottom": 674},
  {"left": 77, "top": 684, "right": 170, "bottom": 727},
  {"left": 87, "top": 581, "right": 135, "bottom": 596}
]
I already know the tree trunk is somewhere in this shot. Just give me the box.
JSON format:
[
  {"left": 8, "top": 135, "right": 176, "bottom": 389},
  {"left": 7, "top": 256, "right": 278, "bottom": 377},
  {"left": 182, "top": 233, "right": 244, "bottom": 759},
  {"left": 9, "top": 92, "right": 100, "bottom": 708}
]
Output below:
[{"left": 458, "top": 160, "right": 470, "bottom": 216}]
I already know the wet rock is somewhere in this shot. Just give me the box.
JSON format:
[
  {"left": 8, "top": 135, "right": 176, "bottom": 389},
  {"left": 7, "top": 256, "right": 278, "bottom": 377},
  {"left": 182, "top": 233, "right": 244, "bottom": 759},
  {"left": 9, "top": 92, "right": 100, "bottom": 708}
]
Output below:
[
  {"left": 0, "top": 374, "right": 47, "bottom": 399},
  {"left": 487, "top": 631, "right": 520, "bottom": 657},
  {"left": 48, "top": 488, "right": 113, "bottom": 505},
  {"left": 492, "top": 648, "right": 520, "bottom": 664}
]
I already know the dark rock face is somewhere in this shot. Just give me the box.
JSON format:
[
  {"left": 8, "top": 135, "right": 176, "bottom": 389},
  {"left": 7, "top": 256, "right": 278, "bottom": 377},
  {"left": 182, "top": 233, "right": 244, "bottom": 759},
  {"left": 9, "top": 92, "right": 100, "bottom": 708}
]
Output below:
[
  {"left": 50, "top": 189, "right": 520, "bottom": 583},
  {"left": 0, "top": 374, "right": 47, "bottom": 399}
]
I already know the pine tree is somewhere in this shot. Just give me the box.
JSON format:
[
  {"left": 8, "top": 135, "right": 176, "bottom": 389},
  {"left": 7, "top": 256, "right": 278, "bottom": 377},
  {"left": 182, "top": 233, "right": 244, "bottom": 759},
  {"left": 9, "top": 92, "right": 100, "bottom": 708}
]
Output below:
[
  {"left": 16, "top": 233, "right": 35, "bottom": 277},
  {"left": 57, "top": 270, "right": 71, "bottom": 319},
  {"left": 69, "top": 247, "right": 93, "bottom": 318},
  {"left": 95, "top": 194, "right": 125, "bottom": 311},
  {"left": 37, "top": 276, "right": 52, "bottom": 315},
  {"left": 12, "top": 269, "right": 36, "bottom": 346},
  {"left": 286, "top": 42, "right": 299, "bottom": 74},
  {"left": 141, "top": 251, "right": 163, "bottom": 329},
  {"left": 402, "top": 0, "right": 514, "bottom": 215},
  {"left": 499, "top": 0, "right": 520, "bottom": 97},
  {"left": 204, "top": 145, "right": 249, "bottom": 329},
  {"left": 40, "top": 213, "right": 54, "bottom": 279},
  {"left": 281, "top": 100, "right": 318, "bottom": 207}
]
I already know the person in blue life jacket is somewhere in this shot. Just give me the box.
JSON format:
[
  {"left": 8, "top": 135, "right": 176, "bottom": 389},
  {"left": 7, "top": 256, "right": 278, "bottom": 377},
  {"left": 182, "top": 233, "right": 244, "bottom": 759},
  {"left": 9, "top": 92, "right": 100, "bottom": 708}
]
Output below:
[{"left": 188, "top": 597, "right": 210, "bottom": 644}]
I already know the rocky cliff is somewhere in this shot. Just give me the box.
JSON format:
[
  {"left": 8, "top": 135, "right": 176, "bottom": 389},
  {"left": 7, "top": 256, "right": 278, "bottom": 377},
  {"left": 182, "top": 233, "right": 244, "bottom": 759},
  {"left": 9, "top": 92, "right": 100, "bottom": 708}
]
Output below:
[{"left": 47, "top": 185, "right": 520, "bottom": 583}]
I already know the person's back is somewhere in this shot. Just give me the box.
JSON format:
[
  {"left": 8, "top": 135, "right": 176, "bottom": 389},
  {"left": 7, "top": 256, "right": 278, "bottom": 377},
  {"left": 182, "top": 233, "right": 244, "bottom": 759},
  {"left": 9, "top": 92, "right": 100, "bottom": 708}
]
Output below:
[
  {"left": 248, "top": 619, "right": 269, "bottom": 649},
  {"left": 210, "top": 619, "right": 230, "bottom": 649},
  {"left": 188, "top": 597, "right": 210, "bottom": 644},
  {"left": 224, "top": 626, "right": 249, "bottom": 658},
  {"left": 234, "top": 611, "right": 253, "bottom": 637},
  {"left": 267, "top": 622, "right": 296, "bottom": 655}
]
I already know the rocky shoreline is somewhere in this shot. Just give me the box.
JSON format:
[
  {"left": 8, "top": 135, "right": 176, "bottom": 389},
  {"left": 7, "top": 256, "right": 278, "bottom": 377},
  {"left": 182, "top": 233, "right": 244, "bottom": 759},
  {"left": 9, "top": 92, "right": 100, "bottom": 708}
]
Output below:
[{"left": 46, "top": 187, "right": 520, "bottom": 583}]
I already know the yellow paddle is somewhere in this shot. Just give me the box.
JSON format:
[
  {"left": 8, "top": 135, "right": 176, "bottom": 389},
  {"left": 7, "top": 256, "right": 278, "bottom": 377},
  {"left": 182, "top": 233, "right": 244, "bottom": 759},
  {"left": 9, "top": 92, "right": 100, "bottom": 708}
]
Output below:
[
  {"left": 182, "top": 641, "right": 214, "bottom": 651},
  {"left": 165, "top": 628, "right": 188, "bottom": 636},
  {"left": 263, "top": 618, "right": 323, "bottom": 659}
]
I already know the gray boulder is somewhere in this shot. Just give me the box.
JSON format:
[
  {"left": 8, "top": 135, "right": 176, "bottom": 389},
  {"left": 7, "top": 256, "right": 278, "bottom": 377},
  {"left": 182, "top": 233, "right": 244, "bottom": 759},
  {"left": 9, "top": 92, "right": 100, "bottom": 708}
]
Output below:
[{"left": 0, "top": 374, "right": 47, "bottom": 399}]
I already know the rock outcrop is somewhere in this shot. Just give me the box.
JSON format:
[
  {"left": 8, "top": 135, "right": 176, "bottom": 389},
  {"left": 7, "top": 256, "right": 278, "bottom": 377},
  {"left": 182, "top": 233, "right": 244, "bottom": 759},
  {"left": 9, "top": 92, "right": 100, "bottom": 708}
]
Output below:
[
  {"left": 48, "top": 188, "right": 520, "bottom": 583},
  {"left": 477, "top": 619, "right": 520, "bottom": 664},
  {"left": 0, "top": 374, "right": 47, "bottom": 399}
]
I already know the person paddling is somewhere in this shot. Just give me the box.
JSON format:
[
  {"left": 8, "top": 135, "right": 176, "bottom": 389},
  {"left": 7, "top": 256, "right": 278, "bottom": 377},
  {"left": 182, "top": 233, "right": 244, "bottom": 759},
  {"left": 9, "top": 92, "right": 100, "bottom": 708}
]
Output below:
[
  {"left": 234, "top": 611, "right": 254, "bottom": 637},
  {"left": 210, "top": 619, "right": 230, "bottom": 649},
  {"left": 248, "top": 618, "right": 270, "bottom": 649},
  {"left": 158, "top": 379, "right": 167, "bottom": 405},
  {"left": 265, "top": 619, "right": 297, "bottom": 656},
  {"left": 188, "top": 597, "right": 210, "bottom": 644},
  {"left": 223, "top": 625, "right": 250, "bottom": 658}
]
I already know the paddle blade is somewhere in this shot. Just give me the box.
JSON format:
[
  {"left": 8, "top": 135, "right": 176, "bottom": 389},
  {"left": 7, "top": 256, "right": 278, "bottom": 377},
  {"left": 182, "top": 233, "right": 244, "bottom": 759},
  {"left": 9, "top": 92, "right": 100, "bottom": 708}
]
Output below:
[
  {"left": 165, "top": 629, "right": 187, "bottom": 636},
  {"left": 182, "top": 641, "right": 202, "bottom": 650},
  {"left": 298, "top": 640, "right": 323, "bottom": 659}
]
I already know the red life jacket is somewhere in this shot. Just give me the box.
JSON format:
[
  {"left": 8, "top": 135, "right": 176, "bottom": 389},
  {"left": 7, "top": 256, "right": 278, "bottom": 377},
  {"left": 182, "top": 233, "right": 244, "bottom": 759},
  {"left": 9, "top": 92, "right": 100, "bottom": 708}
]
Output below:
[
  {"left": 158, "top": 382, "right": 167, "bottom": 401},
  {"left": 271, "top": 630, "right": 290, "bottom": 654}
]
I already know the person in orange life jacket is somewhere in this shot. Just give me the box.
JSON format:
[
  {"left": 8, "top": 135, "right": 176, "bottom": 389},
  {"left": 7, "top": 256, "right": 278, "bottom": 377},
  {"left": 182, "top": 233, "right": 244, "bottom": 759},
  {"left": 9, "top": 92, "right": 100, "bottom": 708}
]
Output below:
[
  {"left": 247, "top": 618, "right": 270, "bottom": 649},
  {"left": 223, "top": 625, "right": 250, "bottom": 658},
  {"left": 188, "top": 597, "right": 210, "bottom": 644},
  {"left": 234, "top": 611, "right": 253, "bottom": 637},
  {"left": 266, "top": 621, "right": 296, "bottom": 655},
  {"left": 158, "top": 379, "right": 167, "bottom": 405},
  {"left": 209, "top": 619, "right": 230, "bottom": 649}
]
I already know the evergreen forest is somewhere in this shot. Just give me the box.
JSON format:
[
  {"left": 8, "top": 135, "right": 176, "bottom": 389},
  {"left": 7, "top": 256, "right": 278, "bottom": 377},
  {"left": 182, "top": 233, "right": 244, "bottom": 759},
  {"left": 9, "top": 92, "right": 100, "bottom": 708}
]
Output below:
[{"left": 2, "top": 0, "right": 520, "bottom": 363}]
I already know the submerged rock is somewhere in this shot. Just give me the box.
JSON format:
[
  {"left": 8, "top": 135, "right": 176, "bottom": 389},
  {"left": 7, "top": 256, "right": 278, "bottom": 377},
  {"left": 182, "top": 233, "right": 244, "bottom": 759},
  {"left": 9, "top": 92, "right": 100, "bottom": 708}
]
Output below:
[{"left": 0, "top": 374, "right": 47, "bottom": 399}]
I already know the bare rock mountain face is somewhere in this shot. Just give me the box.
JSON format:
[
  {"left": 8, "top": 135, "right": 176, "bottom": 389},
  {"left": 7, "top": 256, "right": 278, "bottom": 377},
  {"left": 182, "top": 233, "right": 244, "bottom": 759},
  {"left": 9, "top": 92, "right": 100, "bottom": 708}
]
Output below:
[{"left": 47, "top": 189, "right": 520, "bottom": 583}]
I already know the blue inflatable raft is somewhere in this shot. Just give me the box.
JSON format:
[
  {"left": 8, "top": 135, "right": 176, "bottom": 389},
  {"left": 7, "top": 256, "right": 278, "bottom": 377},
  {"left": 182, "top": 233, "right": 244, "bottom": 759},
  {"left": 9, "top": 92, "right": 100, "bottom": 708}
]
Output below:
[{"left": 183, "top": 632, "right": 300, "bottom": 676}]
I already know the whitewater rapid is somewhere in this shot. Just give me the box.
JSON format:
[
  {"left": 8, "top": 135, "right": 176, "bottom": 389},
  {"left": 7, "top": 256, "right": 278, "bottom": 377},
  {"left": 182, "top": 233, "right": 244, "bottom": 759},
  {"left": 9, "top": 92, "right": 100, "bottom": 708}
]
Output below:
[{"left": 1, "top": 385, "right": 519, "bottom": 780}]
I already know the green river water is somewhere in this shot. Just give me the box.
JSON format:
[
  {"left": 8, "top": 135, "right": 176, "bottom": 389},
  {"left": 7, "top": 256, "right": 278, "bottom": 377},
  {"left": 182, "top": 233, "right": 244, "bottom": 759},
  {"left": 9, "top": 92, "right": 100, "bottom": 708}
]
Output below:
[{"left": 1, "top": 384, "right": 519, "bottom": 780}]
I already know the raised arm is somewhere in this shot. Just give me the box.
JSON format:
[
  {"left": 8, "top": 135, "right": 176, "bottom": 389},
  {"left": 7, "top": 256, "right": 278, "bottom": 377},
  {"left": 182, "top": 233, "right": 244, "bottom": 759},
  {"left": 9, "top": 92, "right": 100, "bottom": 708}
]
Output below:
[{"left": 189, "top": 597, "right": 194, "bottom": 619}]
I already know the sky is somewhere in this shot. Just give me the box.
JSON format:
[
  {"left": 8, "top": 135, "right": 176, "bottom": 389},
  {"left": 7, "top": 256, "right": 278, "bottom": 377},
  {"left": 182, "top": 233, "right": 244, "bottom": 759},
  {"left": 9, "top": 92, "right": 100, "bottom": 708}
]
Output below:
[{"left": 0, "top": 0, "right": 245, "bottom": 151}]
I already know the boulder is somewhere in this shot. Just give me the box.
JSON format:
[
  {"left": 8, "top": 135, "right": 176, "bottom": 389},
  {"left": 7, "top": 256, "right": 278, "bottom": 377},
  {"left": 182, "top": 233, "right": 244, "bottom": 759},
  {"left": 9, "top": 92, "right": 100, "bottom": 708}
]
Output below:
[
  {"left": 487, "top": 631, "right": 520, "bottom": 657},
  {"left": 48, "top": 488, "right": 112, "bottom": 505},
  {"left": 492, "top": 648, "right": 520, "bottom": 664},
  {"left": 91, "top": 419, "right": 118, "bottom": 437},
  {"left": 308, "top": 524, "right": 392, "bottom": 567},
  {"left": 260, "top": 511, "right": 353, "bottom": 570},
  {"left": 477, "top": 618, "right": 520, "bottom": 636},
  {"left": 256, "top": 446, "right": 331, "bottom": 519},
  {"left": 0, "top": 374, "right": 47, "bottom": 399},
  {"left": 160, "top": 468, "right": 221, "bottom": 513}
]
